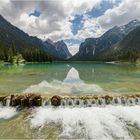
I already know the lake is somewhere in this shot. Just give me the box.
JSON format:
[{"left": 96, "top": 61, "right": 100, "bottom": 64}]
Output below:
[
  {"left": 0, "top": 63, "right": 140, "bottom": 96},
  {"left": 0, "top": 63, "right": 140, "bottom": 139}
]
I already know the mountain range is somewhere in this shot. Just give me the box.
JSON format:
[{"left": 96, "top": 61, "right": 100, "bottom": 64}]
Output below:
[
  {"left": 71, "top": 19, "right": 140, "bottom": 62},
  {"left": 44, "top": 39, "right": 72, "bottom": 60},
  {"left": 0, "top": 15, "right": 71, "bottom": 62},
  {"left": 0, "top": 14, "right": 140, "bottom": 63}
]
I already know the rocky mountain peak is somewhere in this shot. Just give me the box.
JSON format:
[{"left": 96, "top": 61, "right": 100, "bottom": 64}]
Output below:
[
  {"left": 71, "top": 19, "right": 140, "bottom": 61},
  {"left": 45, "top": 38, "right": 54, "bottom": 45},
  {"left": 44, "top": 39, "right": 72, "bottom": 60}
]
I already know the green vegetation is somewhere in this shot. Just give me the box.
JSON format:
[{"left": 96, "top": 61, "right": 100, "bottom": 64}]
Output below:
[{"left": 0, "top": 42, "right": 52, "bottom": 64}]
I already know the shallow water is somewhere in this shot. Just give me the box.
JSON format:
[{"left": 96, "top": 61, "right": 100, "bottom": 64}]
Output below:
[
  {"left": 0, "top": 63, "right": 140, "bottom": 139},
  {"left": 0, "top": 63, "right": 140, "bottom": 96}
]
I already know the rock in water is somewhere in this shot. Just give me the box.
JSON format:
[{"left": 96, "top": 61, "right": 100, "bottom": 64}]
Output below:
[{"left": 51, "top": 95, "right": 61, "bottom": 106}]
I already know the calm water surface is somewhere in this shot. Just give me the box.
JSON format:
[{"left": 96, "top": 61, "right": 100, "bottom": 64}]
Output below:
[
  {"left": 0, "top": 63, "right": 140, "bottom": 96},
  {"left": 0, "top": 63, "right": 140, "bottom": 139}
]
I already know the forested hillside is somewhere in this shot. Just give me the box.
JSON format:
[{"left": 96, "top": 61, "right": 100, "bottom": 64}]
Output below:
[{"left": 0, "top": 15, "right": 52, "bottom": 63}]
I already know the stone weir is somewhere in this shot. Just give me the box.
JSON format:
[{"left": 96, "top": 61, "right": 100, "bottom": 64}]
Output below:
[
  {"left": 0, "top": 94, "right": 42, "bottom": 107},
  {"left": 1, "top": 94, "right": 140, "bottom": 108}
]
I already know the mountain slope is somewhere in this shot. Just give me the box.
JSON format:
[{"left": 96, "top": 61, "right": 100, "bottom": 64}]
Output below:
[
  {"left": 108, "top": 26, "right": 140, "bottom": 62},
  {"left": 44, "top": 39, "right": 72, "bottom": 60},
  {"left": 71, "top": 20, "right": 140, "bottom": 61},
  {"left": 0, "top": 15, "right": 72, "bottom": 61},
  {"left": 0, "top": 15, "right": 46, "bottom": 51},
  {"left": 0, "top": 15, "right": 52, "bottom": 62}
]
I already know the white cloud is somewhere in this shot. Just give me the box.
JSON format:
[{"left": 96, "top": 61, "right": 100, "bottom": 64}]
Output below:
[
  {"left": 63, "top": 0, "right": 101, "bottom": 15},
  {"left": 98, "top": 0, "right": 140, "bottom": 29},
  {"left": 74, "top": 19, "right": 106, "bottom": 40},
  {"left": 0, "top": 0, "right": 101, "bottom": 41},
  {"left": 75, "top": 0, "right": 140, "bottom": 40}
]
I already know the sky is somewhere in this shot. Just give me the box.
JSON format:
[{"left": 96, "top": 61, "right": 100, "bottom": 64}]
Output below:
[{"left": 0, "top": 0, "right": 140, "bottom": 55}]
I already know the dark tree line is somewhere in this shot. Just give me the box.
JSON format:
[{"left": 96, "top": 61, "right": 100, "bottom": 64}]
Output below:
[
  {"left": 21, "top": 47, "right": 52, "bottom": 62},
  {"left": 0, "top": 42, "right": 52, "bottom": 63}
]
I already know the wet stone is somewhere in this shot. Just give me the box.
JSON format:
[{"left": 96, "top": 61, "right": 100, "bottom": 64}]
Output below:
[
  {"left": 83, "top": 100, "right": 88, "bottom": 105},
  {"left": 68, "top": 101, "right": 72, "bottom": 106},
  {"left": 135, "top": 98, "right": 139, "bottom": 104},
  {"left": 45, "top": 101, "right": 49, "bottom": 106},
  {"left": 2, "top": 96, "right": 9, "bottom": 106},
  {"left": 62, "top": 101, "right": 65, "bottom": 106},
  {"left": 76, "top": 100, "right": 80, "bottom": 105},
  {"left": 105, "top": 100, "right": 110, "bottom": 105},
  {"left": 121, "top": 99, "right": 126, "bottom": 105},
  {"left": 36, "top": 99, "right": 42, "bottom": 106},
  {"left": 98, "top": 100, "right": 102, "bottom": 105},
  {"left": 129, "top": 99, "right": 133, "bottom": 104},
  {"left": 0, "top": 96, "right": 6, "bottom": 102},
  {"left": 114, "top": 98, "right": 118, "bottom": 104},
  {"left": 92, "top": 100, "right": 95, "bottom": 104},
  {"left": 51, "top": 95, "right": 61, "bottom": 106}
]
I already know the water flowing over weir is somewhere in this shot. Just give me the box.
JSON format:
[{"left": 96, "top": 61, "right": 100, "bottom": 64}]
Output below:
[
  {"left": 43, "top": 95, "right": 140, "bottom": 107},
  {"left": 0, "top": 106, "right": 17, "bottom": 120},
  {"left": 0, "top": 66, "right": 140, "bottom": 139},
  {"left": 1, "top": 94, "right": 140, "bottom": 108},
  {"left": 1, "top": 95, "right": 140, "bottom": 139},
  {"left": 30, "top": 105, "right": 140, "bottom": 139},
  {"left": 29, "top": 95, "right": 140, "bottom": 139}
]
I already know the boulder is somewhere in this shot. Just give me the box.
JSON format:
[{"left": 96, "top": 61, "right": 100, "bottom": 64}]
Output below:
[{"left": 51, "top": 95, "right": 61, "bottom": 106}]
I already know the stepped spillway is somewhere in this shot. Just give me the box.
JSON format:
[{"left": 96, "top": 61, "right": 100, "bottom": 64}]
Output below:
[
  {"left": 1, "top": 94, "right": 140, "bottom": 108},
  {"left": 1, "top": 93, "right": 140, "bottom": 139},
  {"left": 45, "top": 95, "right": 140, "bottom": 107}
]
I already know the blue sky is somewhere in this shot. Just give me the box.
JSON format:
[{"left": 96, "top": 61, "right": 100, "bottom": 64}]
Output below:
[
  {"left": 70, "top": 0, "right": 121, "bottom": 35},
  {"left": 29, "top": 10, "right": 41, "bottom": 17},
  {"left": 1, "top": 0, "right": 140, "bottom": 55},
  {"left": 65, "top": 0, "right": 122, "bottom": 54}
]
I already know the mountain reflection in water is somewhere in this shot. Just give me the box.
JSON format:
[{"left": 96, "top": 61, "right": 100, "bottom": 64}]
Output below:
[
  {"left": 0, "top": 63, "right": 139, "bottom": 95},
  {"left": 24, "top": 67, "right": 103, "bottom": 95}
]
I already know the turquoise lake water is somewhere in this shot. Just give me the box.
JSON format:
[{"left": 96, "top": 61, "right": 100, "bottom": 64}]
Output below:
[{"left": 0, "top": 63, "right": 140, "bottom": 96}]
